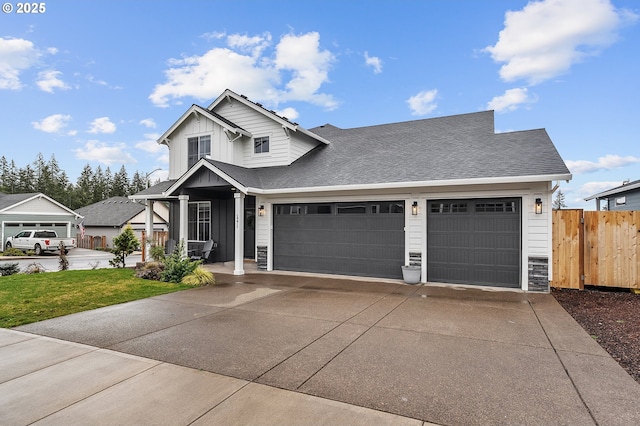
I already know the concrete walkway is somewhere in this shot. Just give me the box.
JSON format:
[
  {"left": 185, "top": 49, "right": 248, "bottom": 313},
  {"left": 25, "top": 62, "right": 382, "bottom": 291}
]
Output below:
[{"left": 3, "top": 270, "right": 640, "bottom": 425}]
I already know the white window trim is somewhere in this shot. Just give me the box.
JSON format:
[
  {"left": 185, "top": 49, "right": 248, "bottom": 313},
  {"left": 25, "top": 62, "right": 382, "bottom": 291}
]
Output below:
[
  {"left": 187, "top": 201, "right": 211, "bottom": 242},
  {"left": 187, "top": 134, "right": 212, "bottom": 167},
  {"left": 252, "top": 134, "right": 271, "bottom": 156}
]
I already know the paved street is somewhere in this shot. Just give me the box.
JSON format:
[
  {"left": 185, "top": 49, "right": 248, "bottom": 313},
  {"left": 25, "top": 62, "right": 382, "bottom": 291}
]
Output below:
[{"left": 1, "top": 248, "right": 142, "bottom": 272}]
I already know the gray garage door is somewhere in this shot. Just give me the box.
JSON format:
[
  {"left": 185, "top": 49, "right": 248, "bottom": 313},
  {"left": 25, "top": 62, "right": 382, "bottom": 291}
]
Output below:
[
  {"left": 427, "top": 198, "right": 521, "bottom": 288},
  {"left": 273, "top": 201, "right": 405, "bottom": 279}
]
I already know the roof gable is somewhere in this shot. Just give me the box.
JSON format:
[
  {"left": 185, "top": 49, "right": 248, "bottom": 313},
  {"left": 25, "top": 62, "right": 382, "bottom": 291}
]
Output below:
[
  {"left": 208, "top": 89, "right": 331, "bottom": 145},
  {"left": 157, "top": 104, "right": 251, "bottom": 146},
  {"left": 0, "top": 192, "right": 81, "bottom": 217},
  {"left": 76, "top": 196, "right": 159, "bottom": 227}
]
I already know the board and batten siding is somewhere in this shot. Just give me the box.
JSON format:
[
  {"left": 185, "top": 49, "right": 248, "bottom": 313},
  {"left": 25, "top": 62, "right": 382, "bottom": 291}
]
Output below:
[
  {"left": 214, "top": 100, "right": 320, "bottom": 168},
  {"left": 168, "top": 115, "right": 240, "bottom": 179}
]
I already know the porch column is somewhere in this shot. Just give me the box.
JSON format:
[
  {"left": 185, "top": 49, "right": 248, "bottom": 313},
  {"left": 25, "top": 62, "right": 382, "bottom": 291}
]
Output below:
[
  {"left": 144, "top": 200, "right": 154, "bottom": 261},
  {"left": 234, "top": 192, "right": 245, "bottom": 275},
  {"left": 178, "top": 194, "right": 189, "bottom": 258}
]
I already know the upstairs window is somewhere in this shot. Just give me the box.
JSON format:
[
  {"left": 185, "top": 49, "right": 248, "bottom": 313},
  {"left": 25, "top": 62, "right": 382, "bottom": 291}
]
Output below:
[
  {"left": 188, "top": 135, "right": 211, "bottom": 167},
  {"left": 254, "top": 136, "right": 270, "bottom": 154}
]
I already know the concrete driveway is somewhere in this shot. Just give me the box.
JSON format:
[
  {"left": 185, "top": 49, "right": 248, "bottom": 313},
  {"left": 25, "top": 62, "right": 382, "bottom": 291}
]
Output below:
[{"left": 4, "top": 272, "right": 640, "bottom": 425}]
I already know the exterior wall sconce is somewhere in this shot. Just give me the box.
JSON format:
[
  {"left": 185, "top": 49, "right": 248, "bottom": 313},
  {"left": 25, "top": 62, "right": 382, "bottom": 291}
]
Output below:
[
  {"left": 411, "top": 201, "right": 418, "bottom": 215},
  {"left": 258, "top": 205, "right": 266, "bottom": 216},
  {"left": 535, "top": 198, "right": 543, "bottom": 214}
]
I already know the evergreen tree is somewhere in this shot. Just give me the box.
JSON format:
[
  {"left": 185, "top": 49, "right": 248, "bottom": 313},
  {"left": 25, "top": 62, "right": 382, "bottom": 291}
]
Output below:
[
  {"left": 130, "top": 170, "right": 147, "bottom": 194},
  {"left": 111, "top": 165, "right": 129, "bottom": 196},
  {"left": 74, "top": 164, "right": 94, "bottom": 208},
  {"left": 0, "top": 156, "right": 8, "bottom": 192},
  {"left": 109, "top": 225, "right": 140, "bottom": 268},
  {"left": 7, "top": 160, "right": 18, "bottom": 193},
  {"left": 553, "top": 190, "right": 568, "bottom": 210},
  {"left": 93, "top": 166, "right": 108, "bottom": 203},
  {"left": 17, "top": 165, "right": 36, "bottom": 193}
]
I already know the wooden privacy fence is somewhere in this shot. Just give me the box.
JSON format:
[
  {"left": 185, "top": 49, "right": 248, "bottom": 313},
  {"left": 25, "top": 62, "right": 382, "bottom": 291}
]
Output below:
[
  {"left": 552, "top": 209, "right": 639, "bottom": 289},
  {"left": 76, "top": 234, "right": 107, "bottom": 250}
]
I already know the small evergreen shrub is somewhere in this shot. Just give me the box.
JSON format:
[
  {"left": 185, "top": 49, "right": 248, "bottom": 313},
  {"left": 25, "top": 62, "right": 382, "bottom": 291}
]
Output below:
[
  {"left": 181, "top": 266, "right": 216, "bottom": 286},
  {"left": 0, "top": 262, "right": 20, "bottom": 276},
  {"left": 109, "top": 225, "right": 140, "bottom": 268},
  {"left": 161, "top": 240, "right": 200, "bottom": 283}
]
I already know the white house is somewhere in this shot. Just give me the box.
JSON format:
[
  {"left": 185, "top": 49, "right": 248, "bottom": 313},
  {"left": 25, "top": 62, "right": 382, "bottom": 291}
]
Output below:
[
  {"left": 131, "top": 89, "right": 571, "bottom": 291},
  {"left": 1, "top": 192, "right": 82, "bottom": 251}
]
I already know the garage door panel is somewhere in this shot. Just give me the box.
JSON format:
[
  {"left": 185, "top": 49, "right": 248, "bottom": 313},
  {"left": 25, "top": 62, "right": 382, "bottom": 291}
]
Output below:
[
  {"left": 427, "top": 198, "right": 521, "bottom": 288},
  {"left": 274, "top": 201, "right": 404, "bottom": 279}
]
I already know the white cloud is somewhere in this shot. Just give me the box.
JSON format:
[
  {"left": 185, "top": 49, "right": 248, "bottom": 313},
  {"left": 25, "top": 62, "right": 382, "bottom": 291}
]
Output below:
[
  {"left": 135, "top": 133, "right": 165, "bottom": 154},
  {"left": 149, "top": 31, "right": 337, "bottom": 110},
  {"left": 36, "top": 70, "right": 70, "bottom": 93},
  {"left": 74, "top": 140, "right": 136, "bottom": 165},
  {"left": 275, "top": 107, "right": 299, "bottom": 121},
  {"left": 487, "top": 87, "right": 535, "bottom": 112},
  {"left": 32, "top": 113, "right": 72, "bottom": 133},
  {"left": 201, "top": 31, "right": 226, "bottom": 41},
  {"left": 566, "top": 154, "right": 640, "bottom": 174},
  {"left": 0, "top": 37, "right": 40, "bottom": 90},
  {"left": 227, "top": 33, "right": 271, "bottom": 57},
  {"left": 484, "top": 0, "right": 638, "bottom": 84},
  {"left": 139, "top": 118, "right": 157, "bottom": 128},
  {"left": 88, "top": 117, "right": 116, "bottom": 134},
  {"left": 364, "top": 52, "right": 382, "bottom": 74},
  {"left": 407, "top": 89, "right": 438, "bottom": 116}
]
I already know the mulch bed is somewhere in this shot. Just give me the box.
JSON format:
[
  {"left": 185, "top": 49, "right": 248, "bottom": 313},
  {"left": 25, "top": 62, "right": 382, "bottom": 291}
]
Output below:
[{"left": 552, "top": 287, "right": 640, "bottom": 384}]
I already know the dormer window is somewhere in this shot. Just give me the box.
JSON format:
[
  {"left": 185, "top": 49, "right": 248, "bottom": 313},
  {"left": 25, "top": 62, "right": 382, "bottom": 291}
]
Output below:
[
  {"left": 188, "top": 135, "right": 211, "bottom": 167},
  {"left": 254, "top": 136, "right": 270, "bottom": 154}
]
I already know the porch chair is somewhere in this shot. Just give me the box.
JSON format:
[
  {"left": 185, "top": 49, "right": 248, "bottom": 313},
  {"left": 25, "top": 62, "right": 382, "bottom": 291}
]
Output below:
[{"left": 191, "top": 239, "right": 217, "bottom": 263}]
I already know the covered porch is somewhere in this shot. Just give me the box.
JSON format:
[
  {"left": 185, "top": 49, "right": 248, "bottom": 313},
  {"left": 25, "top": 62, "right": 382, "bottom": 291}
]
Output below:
[{"left": 131, "top": 166, "right": 256, "bottom": 276}]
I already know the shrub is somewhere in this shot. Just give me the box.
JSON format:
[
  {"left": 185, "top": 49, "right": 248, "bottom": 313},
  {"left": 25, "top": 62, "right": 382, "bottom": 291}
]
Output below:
[
  {"left": 181, "top": 266, "right": 216, "bottom": 286},
  {"left": 109, "top": 225, "right": 140, "bottom": 268},
  {"left": 135, "top": 261, "right": 165, "bottom": 281},
  {"left": 0, "top": 262, "right": 20, "bottom": 276},
  {"left": 161, "top": 240, "right": 200, "bottom": 283},
  {"left": 3, "top": 248, "right": 25, "bottom": 257},
  {"left": 149, "top": 244, "right": 166, "bottom": 262}
]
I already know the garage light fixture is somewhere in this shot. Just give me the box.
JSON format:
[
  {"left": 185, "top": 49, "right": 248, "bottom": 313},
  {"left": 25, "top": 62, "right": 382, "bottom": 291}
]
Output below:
[
  {"left": 412, "top": 201, "right": 418, "bottom": 215},
  {"left": 535, "top": 198, "right": 543, "bottom": 214},
  {"left": 258, "top": 205, "right": 266, "bottom": 216}
]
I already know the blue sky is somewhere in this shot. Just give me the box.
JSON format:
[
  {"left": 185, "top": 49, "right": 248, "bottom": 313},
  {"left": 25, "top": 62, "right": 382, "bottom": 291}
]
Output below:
[{"left": 1, "top": 0, "right": 638, "bottom": 209}]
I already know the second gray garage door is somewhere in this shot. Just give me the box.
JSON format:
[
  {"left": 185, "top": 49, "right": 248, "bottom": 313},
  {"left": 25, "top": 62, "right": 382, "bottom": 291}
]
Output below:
[
  {"left": 273, "top": 201, "right": 405, "bottom": 279},
  {"left": 427, "top": 198, "right": 521, "bottom": 288}
]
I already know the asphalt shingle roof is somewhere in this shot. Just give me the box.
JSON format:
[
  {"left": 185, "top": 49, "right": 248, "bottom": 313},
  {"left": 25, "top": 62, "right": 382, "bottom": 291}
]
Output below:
[
  {"left": 75, "top": 196, "right": 149, "bottom": 227},
  {"left": 0, "top": 192, "right": 40, "bottom": 211},
  {"left": 207, "top": 110, "right": 570, "bottom": 191}
]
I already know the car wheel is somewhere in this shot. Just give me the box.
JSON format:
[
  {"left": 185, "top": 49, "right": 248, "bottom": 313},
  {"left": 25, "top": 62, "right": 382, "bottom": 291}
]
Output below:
[
  {"left": 5, "top": 242, "right": 11, "bottom": 249},
  {"left": 34, "top": 244, "right": 42, "bottom": 256}
]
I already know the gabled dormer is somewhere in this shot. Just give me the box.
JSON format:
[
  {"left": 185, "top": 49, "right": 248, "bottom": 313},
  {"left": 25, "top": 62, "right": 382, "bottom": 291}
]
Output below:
[{"left": 158, "top": 89, "right": 330, "bottom": 179}]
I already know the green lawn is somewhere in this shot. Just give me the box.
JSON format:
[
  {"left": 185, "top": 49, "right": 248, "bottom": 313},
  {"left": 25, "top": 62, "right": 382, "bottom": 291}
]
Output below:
[{"left": 0, "top": 269, "right": 191, "bottom": 328}]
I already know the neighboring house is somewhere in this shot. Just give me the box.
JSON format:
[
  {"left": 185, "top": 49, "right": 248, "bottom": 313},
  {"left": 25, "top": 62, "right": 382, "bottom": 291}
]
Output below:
[
  {"left": 0, "top": 192, "right": 82, "bottom": 251},
  {"left": 584, "top": 179, "right": 640, "bottom": 211},
  {"left": 131, "top": 89, "right": 571, "bottom": 291},
  {"left": 75, "top": 196, "right": 169, "bottom": 247}
]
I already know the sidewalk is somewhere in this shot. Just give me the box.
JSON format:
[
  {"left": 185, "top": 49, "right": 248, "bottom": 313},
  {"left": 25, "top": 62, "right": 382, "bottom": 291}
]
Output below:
[{"left": 3, "top": 272, "right": 640, "bottom": 425}]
